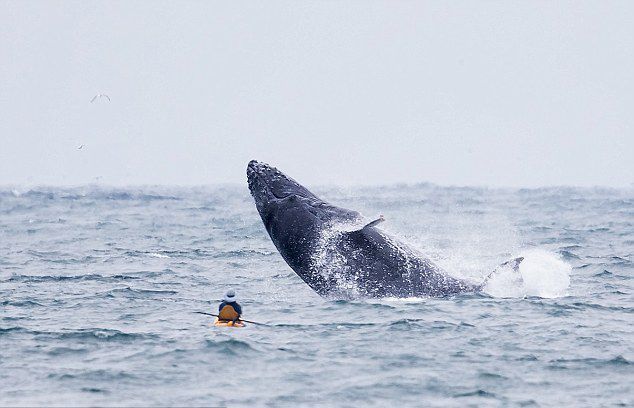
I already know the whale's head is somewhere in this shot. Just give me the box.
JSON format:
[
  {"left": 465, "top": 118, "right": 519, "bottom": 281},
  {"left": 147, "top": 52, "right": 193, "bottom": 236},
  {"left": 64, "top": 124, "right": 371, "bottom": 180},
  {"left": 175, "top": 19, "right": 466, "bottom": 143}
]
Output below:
[
  {"left": 247, "top": 160, "right": 317, "bottom": 203},
  {"left": 247, "top": 159, "right": 360, "bottom": 241},
  {"left": 247, "top": 160, "right": 318, "bottom": 224}
]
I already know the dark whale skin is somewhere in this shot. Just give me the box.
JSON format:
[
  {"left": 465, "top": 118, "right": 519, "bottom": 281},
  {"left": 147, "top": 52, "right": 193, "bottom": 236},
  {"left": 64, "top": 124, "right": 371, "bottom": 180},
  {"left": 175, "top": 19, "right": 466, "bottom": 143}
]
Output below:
[{"left": 247, "top": 160, "right": 479, "bottom": 298}]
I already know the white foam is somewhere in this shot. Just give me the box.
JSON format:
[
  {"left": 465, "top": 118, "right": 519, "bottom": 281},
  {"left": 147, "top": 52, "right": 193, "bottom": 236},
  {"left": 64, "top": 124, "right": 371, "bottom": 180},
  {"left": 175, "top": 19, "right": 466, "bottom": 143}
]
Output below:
[
  {"left": 378, "top": 297, "right": 428, "bottom": 304},
  {"left": 484, "top": 249, "right": 571, "bottom": 298},
  {"left": 147, "top": 252, "right": 170, "bottom": 258}
]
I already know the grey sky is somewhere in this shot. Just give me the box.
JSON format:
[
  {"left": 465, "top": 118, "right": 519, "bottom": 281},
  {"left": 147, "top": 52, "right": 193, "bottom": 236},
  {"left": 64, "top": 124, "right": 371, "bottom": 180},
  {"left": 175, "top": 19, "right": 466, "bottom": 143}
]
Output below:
[{"left": 1, "top": 1, "right": 632, "bottom": 187}]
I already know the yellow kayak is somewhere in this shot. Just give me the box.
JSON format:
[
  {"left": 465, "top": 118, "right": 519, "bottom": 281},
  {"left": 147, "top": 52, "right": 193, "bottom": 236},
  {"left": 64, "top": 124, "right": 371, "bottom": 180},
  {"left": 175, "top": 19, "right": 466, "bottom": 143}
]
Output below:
[{"left": 213, "top": 318, "right": 246, "bottom": 328}]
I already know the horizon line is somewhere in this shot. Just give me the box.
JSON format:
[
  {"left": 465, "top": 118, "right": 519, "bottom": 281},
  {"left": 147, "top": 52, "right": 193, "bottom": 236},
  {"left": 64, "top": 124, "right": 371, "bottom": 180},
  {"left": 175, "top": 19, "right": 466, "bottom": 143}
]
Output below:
[{"left": 1, "top": 181, "right": 632, "bottom": 192}]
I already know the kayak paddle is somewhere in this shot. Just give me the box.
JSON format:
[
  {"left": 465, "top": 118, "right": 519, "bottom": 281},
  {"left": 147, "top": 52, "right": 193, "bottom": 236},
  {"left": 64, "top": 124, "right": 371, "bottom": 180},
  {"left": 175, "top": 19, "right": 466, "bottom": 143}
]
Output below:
[{"left": 194, "top": 311, "right": 267, "bottom": 326}]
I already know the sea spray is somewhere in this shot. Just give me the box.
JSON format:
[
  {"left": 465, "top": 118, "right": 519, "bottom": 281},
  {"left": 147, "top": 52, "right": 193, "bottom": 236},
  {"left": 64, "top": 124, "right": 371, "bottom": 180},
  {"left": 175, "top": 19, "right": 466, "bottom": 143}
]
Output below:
[{"left": 484, "top": 249, "right": 571, "bottom": 298}]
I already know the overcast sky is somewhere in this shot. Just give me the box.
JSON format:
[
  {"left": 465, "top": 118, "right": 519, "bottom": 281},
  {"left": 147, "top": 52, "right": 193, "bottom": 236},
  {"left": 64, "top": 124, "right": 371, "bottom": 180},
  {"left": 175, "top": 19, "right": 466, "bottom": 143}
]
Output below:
[{"left": 1, "top": 1, "right": 632, "bottom": 187}]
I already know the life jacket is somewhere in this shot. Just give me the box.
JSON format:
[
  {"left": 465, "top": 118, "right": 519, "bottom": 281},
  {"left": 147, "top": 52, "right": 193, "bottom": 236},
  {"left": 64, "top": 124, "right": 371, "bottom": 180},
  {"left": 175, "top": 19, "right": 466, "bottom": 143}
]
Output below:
[{"left": 218, "top": 304, "right": 240, "bottom": 321}]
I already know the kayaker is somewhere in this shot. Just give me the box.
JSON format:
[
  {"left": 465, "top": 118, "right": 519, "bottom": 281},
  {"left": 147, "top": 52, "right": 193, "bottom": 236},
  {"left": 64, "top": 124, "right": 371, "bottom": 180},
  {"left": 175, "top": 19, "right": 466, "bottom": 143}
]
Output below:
[{"left": 217, "top": 289, "right": 242, "bottom": 324}]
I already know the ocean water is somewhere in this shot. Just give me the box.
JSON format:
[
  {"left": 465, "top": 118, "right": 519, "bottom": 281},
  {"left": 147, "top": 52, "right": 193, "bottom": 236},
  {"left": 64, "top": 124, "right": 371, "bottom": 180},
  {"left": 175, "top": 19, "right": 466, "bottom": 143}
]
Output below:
[{"left": 1, "top": 184, "right": 632, "bottom": 407}]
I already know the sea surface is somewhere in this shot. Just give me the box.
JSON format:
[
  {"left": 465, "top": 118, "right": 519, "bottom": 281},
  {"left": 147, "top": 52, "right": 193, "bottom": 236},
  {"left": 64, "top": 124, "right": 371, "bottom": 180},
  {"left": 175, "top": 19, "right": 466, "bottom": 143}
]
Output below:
[{"left": 1, "top": 184, "right": 632, "bottom": 407}]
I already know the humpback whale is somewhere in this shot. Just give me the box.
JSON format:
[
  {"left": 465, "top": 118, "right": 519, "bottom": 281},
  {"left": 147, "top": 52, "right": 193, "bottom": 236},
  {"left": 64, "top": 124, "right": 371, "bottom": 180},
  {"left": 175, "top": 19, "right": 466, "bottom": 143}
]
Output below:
[{"left": 247, "top": 160, "right": 521, "bottom": 298}]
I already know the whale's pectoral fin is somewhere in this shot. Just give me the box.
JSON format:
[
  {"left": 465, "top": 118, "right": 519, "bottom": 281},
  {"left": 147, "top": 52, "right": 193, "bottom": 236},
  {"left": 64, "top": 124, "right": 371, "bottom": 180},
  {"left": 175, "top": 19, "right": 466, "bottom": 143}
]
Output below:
[
  {"left": 363, "top": 215, "right": 385, "bottom": 229},
  {"left": 341, "top": 215, "right": 387, "bottom": 250}
]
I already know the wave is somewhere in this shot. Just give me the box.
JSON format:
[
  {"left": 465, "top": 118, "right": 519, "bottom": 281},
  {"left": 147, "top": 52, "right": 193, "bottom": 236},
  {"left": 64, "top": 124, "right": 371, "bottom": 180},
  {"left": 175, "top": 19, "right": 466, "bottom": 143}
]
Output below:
[
  {"left": 147, "top": 252, "right": 170, "bottom": 258},
  {"left": 204, "top": 339, "right": 257, "bottom": 356},
  {"left": 0, "top": 327, "right": 26, "bottom": 336},
  {"left": 106, "top": 287, "right": 179, "bottom": 297},
  {"left": 55, "top": 329, "right": 151, "bottom": 341},
  {"left": 48, "top": 369, "right": 137, "bottom": 381},
  {"left": 558, "top": 250, "right": 580, "bottom": 260},
  {"left": 212, "top": 249, "right": 277, "bottom": 259},
  {"left": 0, "top": 327, "right": 154, "bottom": 342},
  {"left": 46, "top": 346, "right": 90, "bottom": 356},
  {"left": 123, "top": 249, "right": 220, "bottom": 259},
  {"left": 6, "top": 273, "right": 147, "bottom": 283},
  {"left": 0, "top": 300, "right": 45, "bottom": 307},
  {"left": 454, "top": 390, "right": 497, "bottom": 398},
  {"left": 1, "top": 187, "right": 182, "bottom": 202},
  {"left": 569, "top": 302, "right": 634, "bottom": 313},
  {"left": 550, "top": 356, "right": 631, "bottom": 367}
]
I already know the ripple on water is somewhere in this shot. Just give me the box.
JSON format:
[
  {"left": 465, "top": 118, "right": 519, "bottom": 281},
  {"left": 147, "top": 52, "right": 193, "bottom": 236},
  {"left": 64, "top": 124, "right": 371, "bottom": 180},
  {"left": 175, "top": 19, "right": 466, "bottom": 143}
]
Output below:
[
  {"left": 29, "top": 328, "right": 157, "bottom": 343},
  {"left": 48, "top": 369, "right": 137, "bottom": 382},
  {"left": 204, "top": 338, "right": 257, "bottom": 356},
  {"left": 106, "top": 287, "right": 179, "bottom": 298},
  {"left": 46, "top": 346, "right": 90, "bottom": 356},
  {"left": 551, "top": 356, "right": 632, "bottom": 368},
  {"left": 454, "top": 389, "right": 497, "bottom": 398}
]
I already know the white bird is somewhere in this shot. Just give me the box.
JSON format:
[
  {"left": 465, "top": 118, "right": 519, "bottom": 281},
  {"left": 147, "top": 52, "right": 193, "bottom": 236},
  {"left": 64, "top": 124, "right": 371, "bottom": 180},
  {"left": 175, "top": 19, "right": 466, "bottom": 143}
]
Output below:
[
  {"left": 91, "top": 94, "right": 110, "bottom": 103},
  {"left": 78, "top": 144, "right": 85, "bottom": 150}
]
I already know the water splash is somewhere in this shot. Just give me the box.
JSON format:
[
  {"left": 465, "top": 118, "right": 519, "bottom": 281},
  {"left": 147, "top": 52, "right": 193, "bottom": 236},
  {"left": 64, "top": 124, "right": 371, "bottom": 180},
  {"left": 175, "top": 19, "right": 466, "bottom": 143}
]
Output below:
[
  {"left": 484, "top": 249, "right": 571, "bottom": 298},
  {"left": 310, "top": 222, "right": 361, "bottom": 298}
]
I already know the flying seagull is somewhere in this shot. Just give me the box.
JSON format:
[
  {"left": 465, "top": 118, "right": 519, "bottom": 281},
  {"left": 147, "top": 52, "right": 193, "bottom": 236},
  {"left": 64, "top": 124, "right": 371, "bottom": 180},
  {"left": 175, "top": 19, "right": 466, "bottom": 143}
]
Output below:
[
  {"left": 78, "top": 144, "right": 85, "bottom": 150},
  {"left": 91, "top": 94, "right": 110, "bottom": 103}
]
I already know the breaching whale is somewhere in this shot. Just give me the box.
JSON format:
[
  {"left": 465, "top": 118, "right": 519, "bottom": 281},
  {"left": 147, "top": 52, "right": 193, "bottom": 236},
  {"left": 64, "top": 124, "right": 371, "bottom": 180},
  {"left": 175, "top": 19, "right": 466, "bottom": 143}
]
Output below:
[{"left": 247, "top": 160, "right": 522, "bottom": 298}]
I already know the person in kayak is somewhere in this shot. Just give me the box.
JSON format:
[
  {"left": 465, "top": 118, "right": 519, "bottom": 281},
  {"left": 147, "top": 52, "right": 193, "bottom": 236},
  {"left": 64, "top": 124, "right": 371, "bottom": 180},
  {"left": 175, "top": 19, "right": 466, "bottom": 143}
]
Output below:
[{"left": 217, "top": 289, "right": 242, "bottom": 324}]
